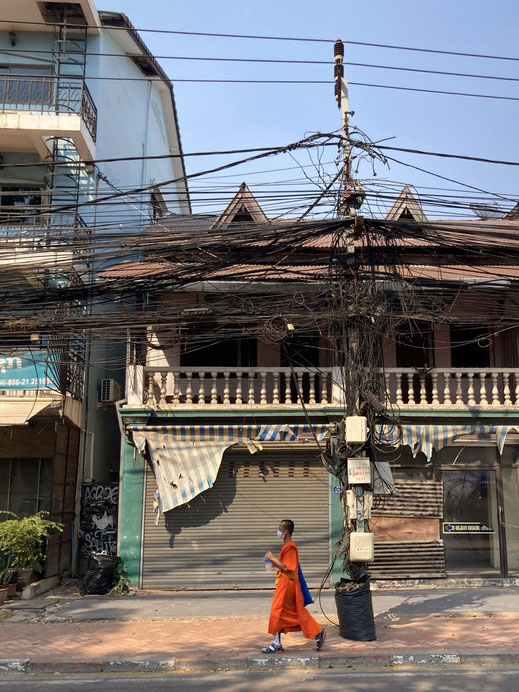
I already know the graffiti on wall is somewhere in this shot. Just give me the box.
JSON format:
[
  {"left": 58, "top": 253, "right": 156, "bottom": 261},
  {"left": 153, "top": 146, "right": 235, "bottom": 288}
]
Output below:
[{"left": 80, "top": 483, "right": 118, "bottom": 556}]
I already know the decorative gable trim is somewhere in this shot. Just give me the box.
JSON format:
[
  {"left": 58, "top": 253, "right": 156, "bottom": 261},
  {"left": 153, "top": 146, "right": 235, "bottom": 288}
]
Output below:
[
  {"left": 385, "top": 185, "right": 428, "bottom": 222},
  {"left": 212, "top": 182, "right": 267, "bottom": 228}
]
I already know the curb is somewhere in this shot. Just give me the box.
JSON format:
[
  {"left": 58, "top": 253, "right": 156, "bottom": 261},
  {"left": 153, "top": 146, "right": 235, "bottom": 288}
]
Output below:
[
  {"left": 1, "top": 652, "right": 519, "bottom": 673},
  {"left": 370, "top": 577, "right": 519, "bottom": 590}
]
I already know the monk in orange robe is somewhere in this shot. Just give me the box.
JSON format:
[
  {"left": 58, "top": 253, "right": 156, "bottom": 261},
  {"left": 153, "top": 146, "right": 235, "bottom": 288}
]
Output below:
[{"left": 262, "top": 519, "right": 326, "bottom": 653}]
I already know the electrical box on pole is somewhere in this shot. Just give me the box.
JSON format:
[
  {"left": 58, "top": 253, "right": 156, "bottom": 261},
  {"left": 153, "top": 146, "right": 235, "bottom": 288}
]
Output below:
[
  {"left": 347, "top": 457, "right": 371, "bottom": 485},
  {"left": 349, "top": 531, "right": 375, "bottom": 562},
  {"left": 345, "top": 415, "right": 367, "bottom": 443}
]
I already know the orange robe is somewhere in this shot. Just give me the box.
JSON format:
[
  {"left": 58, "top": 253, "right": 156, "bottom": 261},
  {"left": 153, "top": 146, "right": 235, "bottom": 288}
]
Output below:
[{"left": 268, "top": 540, "right": 321, "bottom": 638}]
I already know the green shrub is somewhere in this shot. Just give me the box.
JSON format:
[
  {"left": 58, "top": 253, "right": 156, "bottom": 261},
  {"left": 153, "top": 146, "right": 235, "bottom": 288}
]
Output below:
[{"left": 0, "top": 512, "right": 63, "bottom": 574}]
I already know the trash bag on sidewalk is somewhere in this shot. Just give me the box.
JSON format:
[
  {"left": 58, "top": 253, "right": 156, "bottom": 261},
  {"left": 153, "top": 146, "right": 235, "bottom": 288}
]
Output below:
[
  {"left": 334, "top": 574, "right": 376, "bottom": 641},
  {"left": 80, "top": 553, "right": 119, "bottom": 596}
]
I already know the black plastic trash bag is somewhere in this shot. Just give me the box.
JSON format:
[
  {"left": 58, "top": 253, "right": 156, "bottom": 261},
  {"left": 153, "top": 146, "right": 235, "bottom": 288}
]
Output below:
[
  {"left": 334, "top": 574, "right": 376, "bottom": 641},
  {"left": 80, "top": 553, "right": 119, "bottom": 596}
]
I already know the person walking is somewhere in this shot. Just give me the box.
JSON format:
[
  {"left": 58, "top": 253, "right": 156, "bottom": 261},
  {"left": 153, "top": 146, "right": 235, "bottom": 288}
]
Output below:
[{"left": 262, "top": 519, "right": 326, "bottom": 653}]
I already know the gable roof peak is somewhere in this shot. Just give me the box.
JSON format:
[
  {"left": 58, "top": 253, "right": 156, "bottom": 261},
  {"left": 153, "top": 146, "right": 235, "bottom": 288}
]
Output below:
[
  {"left": 385, "top": 185, "right": 428, "bottom": 222},
  {"left": 212, "top": 182, "right": 267, "bottom": 228}
]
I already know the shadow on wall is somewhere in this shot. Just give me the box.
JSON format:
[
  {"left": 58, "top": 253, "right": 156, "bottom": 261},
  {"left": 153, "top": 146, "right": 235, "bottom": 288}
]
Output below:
[
  {"left": 163, "top": 470, "right": 237, "bottom": 551},
  {"left": 147, "top": 453, "right": 330, "bottom": 584}
]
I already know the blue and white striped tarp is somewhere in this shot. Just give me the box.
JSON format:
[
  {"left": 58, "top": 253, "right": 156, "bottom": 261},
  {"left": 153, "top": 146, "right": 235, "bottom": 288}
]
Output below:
[
  {"left": 129, "top": 424, "right": 329, "bottom": 514},
  {"left": 378, "top": 423, "right": 519, "bottom": 461}
]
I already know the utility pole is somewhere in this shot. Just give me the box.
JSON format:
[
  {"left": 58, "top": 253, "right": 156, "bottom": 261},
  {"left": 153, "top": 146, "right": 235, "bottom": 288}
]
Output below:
[
  {"left": 334, "top": 40, "right": 365, "bottom": 218},
  {"left": 331, "top": 40, "right": 373, "bottom": 580}
]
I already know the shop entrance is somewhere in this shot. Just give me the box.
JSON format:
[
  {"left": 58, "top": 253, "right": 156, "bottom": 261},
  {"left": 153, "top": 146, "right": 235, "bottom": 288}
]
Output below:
[{"left": 442, "top": 469, "right": 500, "bottom": 574}]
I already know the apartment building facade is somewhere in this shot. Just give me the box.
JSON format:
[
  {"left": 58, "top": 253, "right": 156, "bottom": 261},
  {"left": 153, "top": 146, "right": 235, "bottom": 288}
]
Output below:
[
  {"left": 0, "top": 0, "right": 188, "bottom": 575},
  {"left": 109, "top": 185, "right": 519, "bottom": 588}
]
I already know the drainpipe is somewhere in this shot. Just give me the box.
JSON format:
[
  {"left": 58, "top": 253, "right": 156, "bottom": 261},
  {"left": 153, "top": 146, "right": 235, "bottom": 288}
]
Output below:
[{"left": 140, "top": 80, "right": 152, "bottom": 219}]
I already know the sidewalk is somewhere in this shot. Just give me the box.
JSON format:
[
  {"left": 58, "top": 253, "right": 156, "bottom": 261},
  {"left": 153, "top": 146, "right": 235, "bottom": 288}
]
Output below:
[{"left": 1, "top": 586, "right": 519, "bottom": 673}]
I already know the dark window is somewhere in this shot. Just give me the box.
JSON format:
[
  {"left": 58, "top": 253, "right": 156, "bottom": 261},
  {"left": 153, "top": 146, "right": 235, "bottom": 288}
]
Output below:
[
  {"left": 180, "top": 335, "right": 257, "bottom": 368},
  {"left": 280, "top": 335, "right": 320, "bottom": 403},
  {"left": 280, "top": 335, "right": 320, "bottom": 368},
  {"left": 396, "top": 321, "right": 434, "bottom": 368},
  {"left": 450, "top": 325, "right": 490, "bottom": 369},
  {"left": 230, "top": 209, "right": 254, "bottom": 225},
  {"left": 0, "top": 186, "right": 43, "bottom": 225},
  {"left": 395, "top": 322, "right": 434, "bottom": 403},
  {"left": 0, "top": 458, "right": 52, "bottom": 517}
]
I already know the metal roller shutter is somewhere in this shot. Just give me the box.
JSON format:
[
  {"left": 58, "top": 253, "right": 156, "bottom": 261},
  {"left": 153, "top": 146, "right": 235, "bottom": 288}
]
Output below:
[{"left": 142, "top": 445, "right": 331, "bottom": 588}]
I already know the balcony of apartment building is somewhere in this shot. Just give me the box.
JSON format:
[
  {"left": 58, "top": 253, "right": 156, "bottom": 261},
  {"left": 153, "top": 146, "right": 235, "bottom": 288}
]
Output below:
[
  {"left": 125, "top": 324, "right": 519, "bottom": 414},
  {"left": 0, "top": 335, "right": 84, "bottom": 428},
  {"left": 130, "top": 364, "right": 519, "bottom": 412},
  {"left": 0, "top": 67, "right": 97, "bottom": 160},
  {"left": 0, "top": 185, "right": 90, "bottom": 270}
]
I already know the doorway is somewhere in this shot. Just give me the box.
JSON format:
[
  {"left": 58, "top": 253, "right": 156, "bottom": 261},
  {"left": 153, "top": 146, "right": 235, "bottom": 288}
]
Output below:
[{"left": 442, "top": 469, "right": 500, "bottom": 574}]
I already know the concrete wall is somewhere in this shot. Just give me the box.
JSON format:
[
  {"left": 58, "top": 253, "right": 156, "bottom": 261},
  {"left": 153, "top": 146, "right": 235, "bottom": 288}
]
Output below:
[{"left": 87, "top": 30, "right": 184, "bottom": 228}]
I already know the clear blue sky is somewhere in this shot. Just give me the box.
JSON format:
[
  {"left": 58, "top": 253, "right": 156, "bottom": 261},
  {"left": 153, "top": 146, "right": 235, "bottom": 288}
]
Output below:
[{"left": 107, "top": 0, "right": 519, "bottom": 219}]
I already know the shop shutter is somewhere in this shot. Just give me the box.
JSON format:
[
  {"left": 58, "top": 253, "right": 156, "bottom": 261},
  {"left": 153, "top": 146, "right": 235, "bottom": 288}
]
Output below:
[
  {"left": 142, "top": 446, "right": 330, "bottom": 588},
  {"left": 371, "top": 480, "right": 446, "bottom": 578}
]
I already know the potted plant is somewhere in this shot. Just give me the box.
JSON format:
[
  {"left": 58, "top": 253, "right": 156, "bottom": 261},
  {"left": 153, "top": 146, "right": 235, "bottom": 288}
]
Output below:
[
  {"left": 0, "top": 512, "right": 63, "bottom": 588},
  {"left": 0, "top": 556, "right": 17, "bottom": 597}
]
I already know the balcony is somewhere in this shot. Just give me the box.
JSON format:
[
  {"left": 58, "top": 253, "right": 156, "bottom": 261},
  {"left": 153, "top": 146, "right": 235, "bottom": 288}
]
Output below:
[
  {"left": 380, "top": 367, "right": 519, "bottom": 409},
  {"left": 131, "top": 366, "right": 519, "bottom": 411},
  {"left": 133, "top": 366, "right": 333, "bottom": 408},
  {"left": 0, "top": 212, "right": 89, "bottom": 269},
  {"left": 0, "top": 76, "right": 97, "bottom": 159}
]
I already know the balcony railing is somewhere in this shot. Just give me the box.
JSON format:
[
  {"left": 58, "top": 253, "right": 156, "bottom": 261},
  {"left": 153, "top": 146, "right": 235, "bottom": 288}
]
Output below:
[
  {"left": 143, "top": 367, "right": 333, "bottom": 407},
  {"left": 0, "top": 75, "right": 97, "bottom": 141},
  {"left": 379, "top": 368, "right": 519, "bottom": 408},
  {"left": 140, "top": 366, "right": 519, "bottom": 409},
  {"left": 0, "top": 212, "right": 90, "bottom": 252}
]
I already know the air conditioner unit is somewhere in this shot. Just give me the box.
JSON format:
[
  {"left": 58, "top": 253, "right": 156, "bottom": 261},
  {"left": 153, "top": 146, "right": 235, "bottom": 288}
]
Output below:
[{"left": 100, "top": 379, "right": 121, "bottom": 404}]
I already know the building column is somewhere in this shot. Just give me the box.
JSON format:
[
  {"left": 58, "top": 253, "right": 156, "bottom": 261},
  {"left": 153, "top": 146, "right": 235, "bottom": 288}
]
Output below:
[
  {"left": 434, "top": 324, "right": 451, "bottom": 367},
  {"left": 118, "top": 435, "right": 145, "bottom": 586}
]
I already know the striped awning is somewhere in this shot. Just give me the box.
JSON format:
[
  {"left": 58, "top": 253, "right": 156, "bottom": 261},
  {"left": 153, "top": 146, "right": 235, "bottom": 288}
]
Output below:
[
  {"left": 379, "top": 423, "right": 519, "bottom": 461},
  {"left": 129, "top": 423, "right": 329, "bottom": 514}
]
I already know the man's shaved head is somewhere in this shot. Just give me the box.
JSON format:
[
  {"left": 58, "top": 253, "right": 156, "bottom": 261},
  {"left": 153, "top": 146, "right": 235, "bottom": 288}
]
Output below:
[{"left": 281, "top": 519, "right": 294, "bottom": 535}]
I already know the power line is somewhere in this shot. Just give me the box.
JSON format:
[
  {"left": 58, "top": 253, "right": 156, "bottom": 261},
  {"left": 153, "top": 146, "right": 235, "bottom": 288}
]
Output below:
[
  {"left": 376, "top": 146, "right": 519, "bottom": 168},
  {"left": 14, "top": 73, "right": 512, "bottom": 103},
  {"left": 2, "top": 139, "right": 519, "bottom": 170},
  {"left": 0, "top": 142, "right": 338, "bottom": 168},
  {"left": 3, "top": 47, "right": 519, "bottom": 83},
  {"left": 2, "top": 20, "right": 519, "bottom": 63},
  {"left": 1, "top": 134, "right": 338, "bottom": 222}
]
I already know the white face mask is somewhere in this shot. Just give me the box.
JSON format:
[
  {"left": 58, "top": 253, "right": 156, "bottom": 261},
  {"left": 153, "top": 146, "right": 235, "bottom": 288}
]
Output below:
[{"left": 277, "top": 529, "right": 284, "bottom": 537}]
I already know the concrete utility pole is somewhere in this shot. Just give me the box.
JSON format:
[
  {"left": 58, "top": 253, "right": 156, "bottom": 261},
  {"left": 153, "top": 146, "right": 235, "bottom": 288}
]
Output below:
[
  {"left": 332, "top": 40, "right": 374, "bottom": 579},
  {"left": 334, "top": 40, "right": 365, "bottom": 218}
]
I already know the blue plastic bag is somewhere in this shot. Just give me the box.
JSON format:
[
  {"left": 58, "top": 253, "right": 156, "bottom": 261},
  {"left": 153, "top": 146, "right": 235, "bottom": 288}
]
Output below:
[{"left": 298, "top": 564, "right": 314, "bottom": 606}]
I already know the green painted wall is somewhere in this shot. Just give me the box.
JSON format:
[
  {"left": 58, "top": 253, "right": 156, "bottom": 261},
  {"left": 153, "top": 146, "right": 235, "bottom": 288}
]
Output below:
[{"left": 118, "top": 436, "right": 145, "bottom": 586}]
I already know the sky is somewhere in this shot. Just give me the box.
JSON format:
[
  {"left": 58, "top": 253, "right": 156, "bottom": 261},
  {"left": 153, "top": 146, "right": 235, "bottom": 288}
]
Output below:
[{"left": 105, "top": 0, "right": 519, "bottom": 220}]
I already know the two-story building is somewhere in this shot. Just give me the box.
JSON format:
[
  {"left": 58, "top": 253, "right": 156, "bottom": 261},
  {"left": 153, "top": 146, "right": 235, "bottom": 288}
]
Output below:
[
  {"left": 0, "top": 0, "right": 188, "bottom": 576},
  {"left": 107, "top": 184, "right": 519, "bottom": 588}
]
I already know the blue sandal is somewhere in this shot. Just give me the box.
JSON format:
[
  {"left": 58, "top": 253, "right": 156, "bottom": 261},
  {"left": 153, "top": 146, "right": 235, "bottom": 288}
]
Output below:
[
  {"left": 261, "top": 643, "right": 284, "bottom": 653},
  {"left": 316, "top": 628, "right": 327, "bottom": 651}
]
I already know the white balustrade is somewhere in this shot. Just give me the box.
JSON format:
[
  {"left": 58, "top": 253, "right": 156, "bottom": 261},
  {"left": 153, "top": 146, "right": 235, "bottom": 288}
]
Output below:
[
  {"left": 140, "top": 366, "right": 519, "bottom": 409},
  {"left": 142, "top": 367, "right": 333, "bottom": 407},
  {"left": 377, "top": 368, "right": 519, "bottom": 409}
]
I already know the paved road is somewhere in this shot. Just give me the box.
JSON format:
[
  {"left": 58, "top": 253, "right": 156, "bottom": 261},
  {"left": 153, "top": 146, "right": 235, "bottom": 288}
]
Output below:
[
  {"left": 1, "top": 668, "right": 519, "bottom": 691},
  {"left": 56, "top": 587, "right": 519, "bottom": 621}
]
